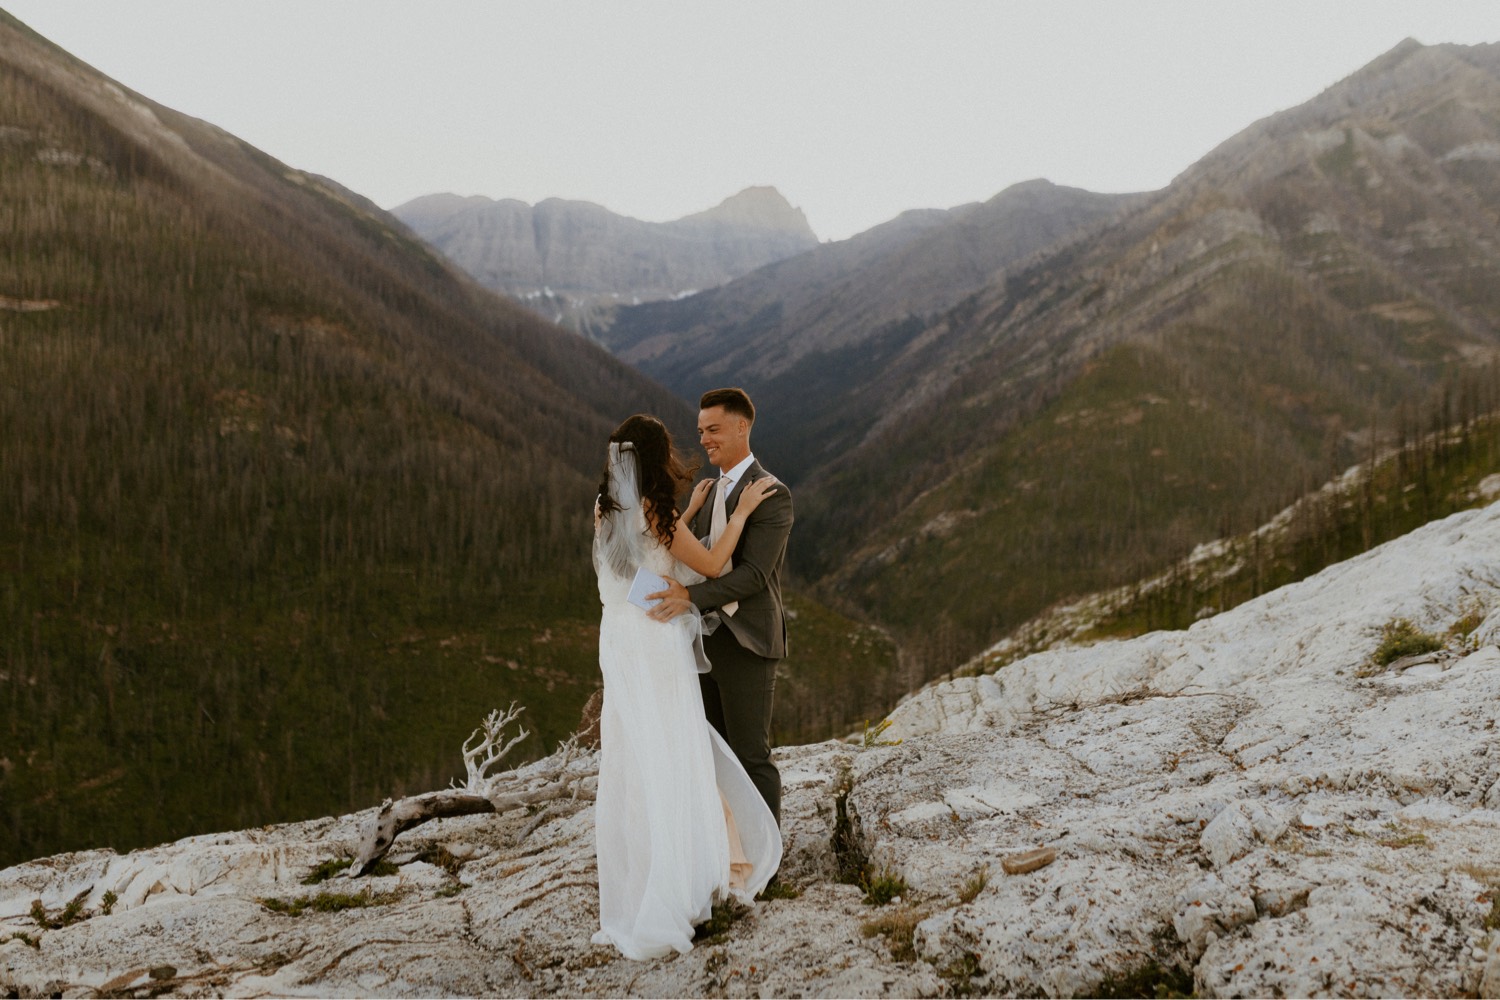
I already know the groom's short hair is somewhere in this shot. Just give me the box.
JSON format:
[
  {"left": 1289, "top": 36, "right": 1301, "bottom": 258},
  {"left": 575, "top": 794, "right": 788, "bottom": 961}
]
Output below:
[{"left": 700, "top": 387, "right": 755, "bottom": 424}]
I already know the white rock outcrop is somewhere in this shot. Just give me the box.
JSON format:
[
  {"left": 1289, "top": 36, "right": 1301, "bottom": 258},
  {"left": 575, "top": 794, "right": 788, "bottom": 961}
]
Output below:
[{"left": 5, "top": 502, "right": 1500, "bottom": 997}]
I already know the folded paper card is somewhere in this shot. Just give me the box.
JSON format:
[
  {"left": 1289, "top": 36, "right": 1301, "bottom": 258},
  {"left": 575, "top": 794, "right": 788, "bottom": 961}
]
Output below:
[{"left": 627, "top": 566, "right": 670, "bottom": 610}]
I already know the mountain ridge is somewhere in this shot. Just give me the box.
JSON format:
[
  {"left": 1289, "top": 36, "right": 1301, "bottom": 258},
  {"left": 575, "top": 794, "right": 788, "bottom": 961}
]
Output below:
[
  {"left": 600, "top": 178, "right": 1138, "bottom": 482},
  {"left": 797, "top": 38, "right": 1500, "bottom": 664},
  {"left": 592, "top": 39, "right": 1500, "bottom": 678},
  {"left": 391, "top": 184, "right": 818, "bottom": 332}
]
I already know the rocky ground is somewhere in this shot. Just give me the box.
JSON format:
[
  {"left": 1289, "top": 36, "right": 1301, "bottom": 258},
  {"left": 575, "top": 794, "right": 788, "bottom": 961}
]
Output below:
[{"left": 5, "top": 502, "right": 1500, "bottom": 997}]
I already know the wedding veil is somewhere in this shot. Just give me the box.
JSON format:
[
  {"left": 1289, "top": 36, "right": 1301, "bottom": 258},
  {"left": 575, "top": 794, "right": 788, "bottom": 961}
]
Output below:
[
  {"left": 595, "top": 441, "right": 649, "bottom": 582},
  {"left": 594, "top": 440, "right": 713, "bottom": 672}
]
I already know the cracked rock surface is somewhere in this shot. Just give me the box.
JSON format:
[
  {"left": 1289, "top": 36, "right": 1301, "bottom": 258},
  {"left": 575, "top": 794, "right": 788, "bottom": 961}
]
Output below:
[{"left": 5, "top": 502, "right": 1500, "bottom": 997}]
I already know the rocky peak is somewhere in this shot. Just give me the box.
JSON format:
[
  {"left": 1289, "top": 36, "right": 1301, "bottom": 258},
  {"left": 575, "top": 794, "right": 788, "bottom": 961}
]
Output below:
[
  {"left": 678, "top": 185, "right": 816, "bottom": 236},
  {"left": 391, "top": 186, "right": 819, "bottom": 333}
]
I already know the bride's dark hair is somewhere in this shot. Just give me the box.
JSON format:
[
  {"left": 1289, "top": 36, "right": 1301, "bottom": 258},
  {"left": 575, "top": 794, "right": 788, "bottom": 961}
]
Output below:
[{"left": 597, "top": 414, "right": 699, "bottom": 548}]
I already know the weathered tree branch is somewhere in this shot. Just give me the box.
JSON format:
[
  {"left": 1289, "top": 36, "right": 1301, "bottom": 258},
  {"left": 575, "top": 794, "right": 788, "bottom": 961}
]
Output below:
[
  {"left": 348, "top": 707, "right": 597, "bottom": 875},
  {"left": 460, "top": 703, "right": 530, "bottom": 797}
]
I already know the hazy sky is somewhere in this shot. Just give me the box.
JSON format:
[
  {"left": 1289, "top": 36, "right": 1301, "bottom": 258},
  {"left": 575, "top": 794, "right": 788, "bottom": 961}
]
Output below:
[{"left": 6, "top": 2, "right": 1497, "bottom": 240}]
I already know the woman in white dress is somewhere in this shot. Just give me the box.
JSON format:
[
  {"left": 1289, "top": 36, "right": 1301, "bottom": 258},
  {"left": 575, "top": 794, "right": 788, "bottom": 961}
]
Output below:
[{"left": 591, "top": 413, "right": 783, "bottom": 960}]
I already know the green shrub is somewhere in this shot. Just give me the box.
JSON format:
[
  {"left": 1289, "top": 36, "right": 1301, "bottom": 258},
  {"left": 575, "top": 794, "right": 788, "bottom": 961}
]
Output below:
[
  {"left": 1372, "top": 618, "right": 1443, "bottom": 667},
  {"left": 861, "top": 867, "right": 909, "bottom": 906},
  {"left": 861, "top": 718, "right": 902, "bottom": 748}
]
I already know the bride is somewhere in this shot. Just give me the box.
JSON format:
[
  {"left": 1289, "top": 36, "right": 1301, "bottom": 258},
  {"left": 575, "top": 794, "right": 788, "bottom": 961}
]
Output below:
[{"left": 590, "top": 414, "right": 783, "bottom": 960}]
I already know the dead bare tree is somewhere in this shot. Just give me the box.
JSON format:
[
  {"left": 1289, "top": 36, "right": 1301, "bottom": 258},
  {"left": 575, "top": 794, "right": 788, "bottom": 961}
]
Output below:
[{"left": 349, "top": 704, "right": 596, "bottom": 875}]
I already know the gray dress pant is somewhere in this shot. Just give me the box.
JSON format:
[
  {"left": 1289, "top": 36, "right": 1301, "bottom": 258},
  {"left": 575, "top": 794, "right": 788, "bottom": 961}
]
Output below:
[{"left": 699, "top": 626, "right": 781, "bottom": 824}]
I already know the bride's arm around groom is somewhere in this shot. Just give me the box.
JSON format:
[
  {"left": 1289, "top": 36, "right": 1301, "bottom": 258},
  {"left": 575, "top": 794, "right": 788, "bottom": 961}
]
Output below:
[{"left": 684, "top": 468, "right": 791, "bottom": 656}]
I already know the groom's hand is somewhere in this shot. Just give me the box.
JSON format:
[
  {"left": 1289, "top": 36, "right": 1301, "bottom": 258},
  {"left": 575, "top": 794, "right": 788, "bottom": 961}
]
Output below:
[{"left": 646, "top": 578, "right": 691, "bottom": 621}]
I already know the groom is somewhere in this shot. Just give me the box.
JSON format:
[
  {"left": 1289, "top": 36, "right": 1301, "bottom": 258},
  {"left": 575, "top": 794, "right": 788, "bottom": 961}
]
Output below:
[{"left": 648, "top": 387, "right": 793, "bottom": 823}]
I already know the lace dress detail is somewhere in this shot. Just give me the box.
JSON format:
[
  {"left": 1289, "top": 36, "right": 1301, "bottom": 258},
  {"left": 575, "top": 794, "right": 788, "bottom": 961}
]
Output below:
[{"left": 591, "top": 477, "right": 780, "bottom": 960}]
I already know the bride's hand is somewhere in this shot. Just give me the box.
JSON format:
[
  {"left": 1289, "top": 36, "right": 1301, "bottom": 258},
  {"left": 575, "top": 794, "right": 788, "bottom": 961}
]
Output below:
[
  {"left": 733, "top": 476, "right": 778, "bottom": 518},
  {"left": 682, "top": 478, "right": 714, "bottom": 520}
]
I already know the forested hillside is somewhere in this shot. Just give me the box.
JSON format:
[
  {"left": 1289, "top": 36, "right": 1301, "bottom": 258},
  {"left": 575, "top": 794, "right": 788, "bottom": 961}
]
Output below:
[
  {"left": 0, "top": 11, "right": 678, "bottom": 864},
  {"left": 0, "top": 14, "right": 900, "bottom": 866},
  {"left": 810, "top": 41, "right": 1500, "bottom": 670},
  {"left": 959, "top": 376, "right": 1500, "bottom": 673}
]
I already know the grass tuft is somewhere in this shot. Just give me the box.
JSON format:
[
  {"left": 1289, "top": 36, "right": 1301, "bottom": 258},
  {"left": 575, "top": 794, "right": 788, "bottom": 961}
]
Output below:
[
  {"left": 957, "top": 866, "right": 989, "bottom": 904},
  {"left": 937, "top": 951, "right": 983, "bottom": 997},
  {"left": 1448, "top": 597, "right": 1489, "bottom": 644},
  {"left": 1377, "top": 828, "right": 1428, "bottom": 849},
  {"left": 413, "top": 844, "right": 465, "bottom": 877},
  {"left": 303, "top": 856, "right": 397, "bottom": 884},
  {"left": 1091, "top": 958, "right": 1195, "bottom": 998},
  {"left": 302, "top": 857, "right": 354, "bottom": 885},
  {"left": 861, "top": 907, "right": 927, "bottom": 962},
  {"left": 692, "top": 898, "right": 750, "bottom": 945},
  {"left": 260, "top": 888, "right": 400, "bottom": 916},
  {"left": 756, "top": 878, "right": 801, "bottom": 901}
]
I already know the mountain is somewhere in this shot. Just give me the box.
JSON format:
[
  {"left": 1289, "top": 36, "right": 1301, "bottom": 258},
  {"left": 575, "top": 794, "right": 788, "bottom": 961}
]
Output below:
[
  {"left": 390, "top": 185, "right": 818, "bottom": 333},
  {"left": 5, "top": 499, "right": 1498, "bottom": 996},
  {"left": 599, "top": 179, "right": 1137, "bottom": 482},
  {"left": 808, "top": 40, "right": 1500, "bottom": 661},
  {"left": 0, "top": 9, "right": 700, "bottom": 865},
  {"left": 0, "top": 14, "right": 904, "bottom": 868},
  {"left": 602, "top": 40, "right": 1500, "bottom": 673}
]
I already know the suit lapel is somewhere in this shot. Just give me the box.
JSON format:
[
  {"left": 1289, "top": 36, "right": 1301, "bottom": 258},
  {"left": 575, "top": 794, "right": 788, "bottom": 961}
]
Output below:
[{"left": 724, "top": 460, "right": 763, "bottom": 516}]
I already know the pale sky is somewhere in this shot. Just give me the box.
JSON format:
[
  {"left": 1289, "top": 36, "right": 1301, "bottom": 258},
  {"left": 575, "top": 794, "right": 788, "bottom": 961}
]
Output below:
[{"left": 5, "top": 2, "right": 1497, "bottom": 241}]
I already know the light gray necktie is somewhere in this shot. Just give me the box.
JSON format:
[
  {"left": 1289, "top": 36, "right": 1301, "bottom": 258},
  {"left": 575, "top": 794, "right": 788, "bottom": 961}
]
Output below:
[{"left": 708, "top": 475, "right": 739, "bottom": 616}]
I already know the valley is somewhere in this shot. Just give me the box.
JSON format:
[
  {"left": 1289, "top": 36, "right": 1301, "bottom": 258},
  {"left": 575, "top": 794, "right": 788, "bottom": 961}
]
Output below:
[{"left": 3, "top": 11, "right": 1499, "bottom": 877}]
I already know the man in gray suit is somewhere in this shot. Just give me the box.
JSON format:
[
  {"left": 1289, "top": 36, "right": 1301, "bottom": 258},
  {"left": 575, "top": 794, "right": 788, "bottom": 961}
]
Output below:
[{"left": 648, "top": 387, "right": 792, "bottom": 823}]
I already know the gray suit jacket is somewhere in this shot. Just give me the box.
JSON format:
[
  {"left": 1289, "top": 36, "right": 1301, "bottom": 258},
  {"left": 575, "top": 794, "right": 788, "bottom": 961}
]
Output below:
[{"left": 684, "top": 460, "right": 793, "bottom": 659}]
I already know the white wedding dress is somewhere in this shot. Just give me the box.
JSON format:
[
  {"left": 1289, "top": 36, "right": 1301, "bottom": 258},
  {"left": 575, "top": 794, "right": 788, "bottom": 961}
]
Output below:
[{"left": 591, "top": 444, "right": 782, "bottom": 960}]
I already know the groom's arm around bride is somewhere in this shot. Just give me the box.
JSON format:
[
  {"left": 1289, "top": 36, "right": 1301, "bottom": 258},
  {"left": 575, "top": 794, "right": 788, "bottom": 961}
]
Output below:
[{"left": 648, "top": 387, "right": 793, "bottom": 824}]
